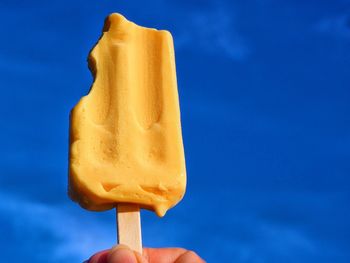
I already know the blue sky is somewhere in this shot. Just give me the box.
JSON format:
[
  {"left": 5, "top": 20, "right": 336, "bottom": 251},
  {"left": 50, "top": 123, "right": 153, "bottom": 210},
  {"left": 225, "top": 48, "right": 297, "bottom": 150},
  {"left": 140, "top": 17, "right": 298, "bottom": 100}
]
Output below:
[{"left": 0, "top": 0, "right": 350, "bottom": 262}]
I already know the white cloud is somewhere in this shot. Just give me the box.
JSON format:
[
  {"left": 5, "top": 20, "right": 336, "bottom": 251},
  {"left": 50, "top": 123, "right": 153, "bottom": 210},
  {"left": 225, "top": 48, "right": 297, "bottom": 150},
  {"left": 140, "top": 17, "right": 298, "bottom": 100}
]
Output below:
[
  {"left": 259, "top": 222, "right": 316, "bottom": 255},
  {"left": 315, "top": 14, "right": 350, "bottom": 38},
  {"left": 174, "top": 7, "right": 250, "bottom": 61},
  {"left": 0, "top": 193, "right": 113, "bottom": 262}
]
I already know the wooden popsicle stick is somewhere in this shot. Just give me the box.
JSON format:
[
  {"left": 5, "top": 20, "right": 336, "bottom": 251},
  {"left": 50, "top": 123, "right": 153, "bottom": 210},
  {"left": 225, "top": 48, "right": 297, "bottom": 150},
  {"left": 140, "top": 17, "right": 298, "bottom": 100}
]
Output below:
[{"left": 117, "top": 204, "right": 142, "bottom": 254}]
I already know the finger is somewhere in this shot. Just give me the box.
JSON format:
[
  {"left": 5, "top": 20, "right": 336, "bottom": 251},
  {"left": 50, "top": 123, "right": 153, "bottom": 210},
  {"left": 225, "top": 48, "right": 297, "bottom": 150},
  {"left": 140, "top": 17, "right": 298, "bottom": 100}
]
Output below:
[
  {"left": 86, "top": 249, "right": 109, "bottom": 263},
  {"left": 143, "top": 248, "right": 205, "bottom": 263},
  {"left": 108, "top": 245, "right": 144, "bottom": 263},
  {"left": 143, "top": 247, "right": 186, "bottom": 262},
  {"left": 174, "top": 250, "right": 205, "bottom": 263},
  {"left": 86, "top": 246, "right": 145, "bottom": 263}
]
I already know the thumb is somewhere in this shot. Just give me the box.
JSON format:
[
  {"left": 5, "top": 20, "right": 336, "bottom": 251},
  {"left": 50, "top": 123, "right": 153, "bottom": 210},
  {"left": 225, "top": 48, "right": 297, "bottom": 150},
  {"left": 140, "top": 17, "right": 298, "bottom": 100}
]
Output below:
[{"left": 107, "top": 245, "right": 143, "bottom": 263}]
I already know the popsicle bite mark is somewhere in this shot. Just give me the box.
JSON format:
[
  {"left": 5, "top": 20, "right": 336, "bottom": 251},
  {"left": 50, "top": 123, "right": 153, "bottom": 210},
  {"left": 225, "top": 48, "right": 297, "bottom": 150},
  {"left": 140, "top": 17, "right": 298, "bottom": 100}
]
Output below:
[{"left": 84, "top": 16, "right": 132, "bottom": 126}]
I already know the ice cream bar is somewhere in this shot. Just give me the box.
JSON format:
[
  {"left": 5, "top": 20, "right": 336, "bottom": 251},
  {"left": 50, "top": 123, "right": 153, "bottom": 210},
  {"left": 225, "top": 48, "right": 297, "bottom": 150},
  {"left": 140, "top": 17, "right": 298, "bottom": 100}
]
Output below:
[{"left": 69, "top": 13, "right": 186, "bottom": 217}]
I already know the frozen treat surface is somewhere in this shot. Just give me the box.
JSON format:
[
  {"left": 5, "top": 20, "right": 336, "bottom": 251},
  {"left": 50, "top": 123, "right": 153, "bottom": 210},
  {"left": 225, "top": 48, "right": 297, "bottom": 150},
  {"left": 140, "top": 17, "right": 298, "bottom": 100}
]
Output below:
[{"left": 69, "top": 13, "right": 186, "bottom": 217}]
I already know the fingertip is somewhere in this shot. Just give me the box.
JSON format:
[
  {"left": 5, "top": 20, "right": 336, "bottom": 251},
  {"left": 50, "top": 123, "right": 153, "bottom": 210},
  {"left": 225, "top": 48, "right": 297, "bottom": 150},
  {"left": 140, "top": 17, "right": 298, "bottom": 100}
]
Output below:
[
  {"left": 142, "top": 247, "right": 187, "bottom": 262},
  {"left": 87, "top": 250, "right": 109, "bottom": 263},
  {"left": 108, "top": 245, "right": 138, "bottom": 263},
  {"left": 174, "top": 250, "right": 206, "bottom": 263}
]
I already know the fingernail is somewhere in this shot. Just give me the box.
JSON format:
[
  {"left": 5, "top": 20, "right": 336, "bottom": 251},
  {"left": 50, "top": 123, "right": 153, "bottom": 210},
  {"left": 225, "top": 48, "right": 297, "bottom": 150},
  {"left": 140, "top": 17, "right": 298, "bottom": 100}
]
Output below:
[{"left": 108, "top": 246, "right": 138, "bottom": 263}]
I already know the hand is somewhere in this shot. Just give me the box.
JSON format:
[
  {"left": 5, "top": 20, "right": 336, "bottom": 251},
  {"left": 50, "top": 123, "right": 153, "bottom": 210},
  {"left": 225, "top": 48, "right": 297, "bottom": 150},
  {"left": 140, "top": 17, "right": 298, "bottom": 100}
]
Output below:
[{"left": 85, "top": 245, "right": 205, "bottom": 263}]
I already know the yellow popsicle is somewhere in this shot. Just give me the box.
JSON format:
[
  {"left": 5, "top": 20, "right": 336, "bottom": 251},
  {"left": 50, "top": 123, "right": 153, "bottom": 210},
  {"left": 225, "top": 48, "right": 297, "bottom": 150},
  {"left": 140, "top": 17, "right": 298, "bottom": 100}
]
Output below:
[{"left": 69, "top": 13, "right": 186, "bottom": 217}]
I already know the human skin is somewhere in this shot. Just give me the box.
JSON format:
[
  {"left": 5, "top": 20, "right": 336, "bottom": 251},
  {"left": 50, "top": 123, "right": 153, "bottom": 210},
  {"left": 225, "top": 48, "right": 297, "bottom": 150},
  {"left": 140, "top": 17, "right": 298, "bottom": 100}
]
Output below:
[{"left": 86, "top": 245, "right": 205, "bottom": 263}]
